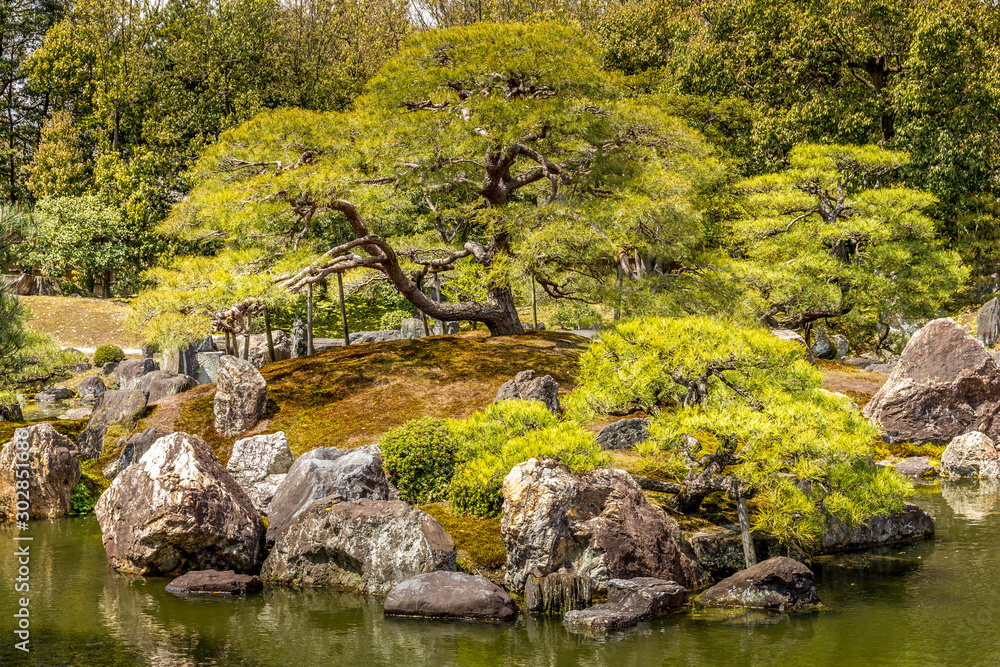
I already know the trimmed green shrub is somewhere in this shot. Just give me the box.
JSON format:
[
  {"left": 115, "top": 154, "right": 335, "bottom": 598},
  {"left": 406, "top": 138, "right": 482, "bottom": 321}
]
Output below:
[
  {"left": 380, "top": 417, "right": 459, "bottom": 504},
  {"left": 93, "top": 344, "right": 125, "bottom": 366}
]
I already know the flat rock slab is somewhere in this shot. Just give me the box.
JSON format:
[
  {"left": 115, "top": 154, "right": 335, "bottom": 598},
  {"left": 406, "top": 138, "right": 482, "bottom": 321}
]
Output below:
[
  {"left": 384, "top": 571, "right": 517, "bottom": 621},
  {"left": 894, "top": 456, "right": 935, "bottom": 478},
  {"left": 166, "top": 570, "right": 263, "bottom": 596}
]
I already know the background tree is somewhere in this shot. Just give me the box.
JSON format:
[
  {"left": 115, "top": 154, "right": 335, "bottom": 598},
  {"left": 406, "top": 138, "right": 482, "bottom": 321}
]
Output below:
[
  {"left": 26, "top": 109, "right": 90, "bottom": 197},
  {"left": 727, "top": 143, "right": 965, "bottom": 349},
  {"left": 148, "top": 22, "right": 723, "bottom": 338}
]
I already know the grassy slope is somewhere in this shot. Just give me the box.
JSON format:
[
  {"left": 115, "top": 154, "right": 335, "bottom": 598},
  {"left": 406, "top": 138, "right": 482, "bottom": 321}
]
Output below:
[
  {"left": 19, "top": 296, "right": 143, "bottom": 349},
  {"left": 140, "top": 330, "right": 591, "bottom": 463}
]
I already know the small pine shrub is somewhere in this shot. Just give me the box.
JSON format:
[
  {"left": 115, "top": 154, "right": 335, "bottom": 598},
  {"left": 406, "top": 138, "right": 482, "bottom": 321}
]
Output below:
[
  {"left": 93, "top": 344, "right": 125, "bottom": 366},
  {"left": 549, "top": 302, "right": 602, "bottom": 330},
  {"left": 380, "top": 417, "right": 459, "bottom": 504},
  {"left": 449, "top": 422, "right": 610, "bottom": 518}
]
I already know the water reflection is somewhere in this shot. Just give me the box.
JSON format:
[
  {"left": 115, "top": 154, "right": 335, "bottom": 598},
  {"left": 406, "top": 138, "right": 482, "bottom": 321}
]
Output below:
[{"left": 940, "top": 479, "right": 999, "bottom": 521}]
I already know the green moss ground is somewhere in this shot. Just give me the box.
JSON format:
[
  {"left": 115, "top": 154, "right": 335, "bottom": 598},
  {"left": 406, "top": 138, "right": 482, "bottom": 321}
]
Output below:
[
  {"left": 420, "top": 502, "right": 507, "bottom": 573},
  {"left": 142, "top": 331, "right": 590, "bottom": 462}
]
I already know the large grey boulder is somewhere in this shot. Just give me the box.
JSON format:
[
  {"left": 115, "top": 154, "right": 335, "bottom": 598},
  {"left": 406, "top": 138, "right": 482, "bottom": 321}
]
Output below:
[
  {"left": 261, "top": 498, "right": 456, "bottom": 595},
  {"left": 115, "top": 426, "right": 173, "bottom": 478},
  {"left": 213, "top": 355, "right": 267, "bottom": 437},
  {"left": 0, "top": 424, "right": 81, "bottom": 520},
  {"left": 163, "top": 336, "right": 215, "bottom": 377},
  {"left": 978, "top": 297, "right": 1000, "bottom": 348},
  {"left": 350, "top": 330, "right": 402, "bottom": 344},
  {"left": 265, "top": 445, "right": 393, "bottom": 542},
  {"left": 94, "top": 432, "right": 264, "bottom": 576},
  {"left": 400, "top": 318, "right": 425, "bottom": 339},
  {"left": 383, "top": 571, "right": 517, "bottom": 621},
  {"left": 698, "top": 557, "right": 820, "bottom": 611},
  {"left": 863, "top": 318, "right": 1000, "bottom": 444},
  {"left": 226, "top": 431, "right": 294, "bottom": 513},
  {"left": 494, "top": 370, "right": 560, "bottom": 414},
  {"left": 831, "top": 334, "right": 850, "bottom": 358},
  {"left": 77, "top": 388, "right": 149, "bottom": 459},
  {"left": 596, "top": 418, "right": 651, "bottom": 450},
  {"left": 247, "top": 331, "right": 292, "bottom": 368},
  {"left": 195, "top": 351, "right": 224, "bottom": 384},
  {"left": 501, "top": 458, "right": 702, "bottom": 593},
  {"left": 77, "top": 374, "right": 107, "bottom": 400},
  {"left": 132, "top": 369, "right": 196, "bottom": 404},
  {"left": 941, "top": 431, "right": 1000, "bottom": 478},
  {"left": 114, "top": 358, "right": 159, "bottom": 388},
  {"left": 563, "top": 578, "right": 687, "bottom": 634},
  {"left": 811, "top": 327, "right": 835, "bottom": 359}
]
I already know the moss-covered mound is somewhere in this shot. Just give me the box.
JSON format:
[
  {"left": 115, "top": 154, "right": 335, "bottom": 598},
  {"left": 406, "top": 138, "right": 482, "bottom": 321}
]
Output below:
[{"left": 140, "top": 331, "right": 590, "bottom": 462}]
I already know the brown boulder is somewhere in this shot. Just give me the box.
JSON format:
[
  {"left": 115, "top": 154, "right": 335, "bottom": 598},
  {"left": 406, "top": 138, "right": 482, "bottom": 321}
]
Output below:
[
  {"left": 698, "top": 557, "right": 820, "bottom": 610},
  {"left": 495, "top": 370, "right": 560, "bottom": 413},
  {"left": 863, "top": 318, "right": 1000, "bottom": 444},
  {"left": 383, "top": 571, "right": 517, "bottom": 621},
  {"left": 94, "top": 432, "right": 264, "bottom": 576},
  {"left": 501, "top": 457, "right": 702, "bottom": 593},
  {"left": 0, "top": 424, "right": 81, "bottom": 520},
  {"left": 165, "top": 570, "right": 263, "bottom": 595}
]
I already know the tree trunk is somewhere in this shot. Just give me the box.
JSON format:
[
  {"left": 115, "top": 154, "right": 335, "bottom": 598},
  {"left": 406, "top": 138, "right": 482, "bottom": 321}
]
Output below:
[
  {"left": 737, "top": 496, "right": 757, "bottom": 567},
  {"left": 483, "top": 284, "right": 523, "bottom": 336},
  {"left": 338, "top": 273, "right": 349, "bottom": 346}
]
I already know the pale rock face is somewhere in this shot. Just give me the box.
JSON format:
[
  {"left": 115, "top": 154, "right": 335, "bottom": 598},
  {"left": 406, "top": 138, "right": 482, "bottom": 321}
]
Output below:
[
  {"left": 213, "top": 355, "right": 267, "bottom": 437},
  {"left": 226, "top": 431, "right": 294, "bottom": 513},
  {"left": 261, "top": 498, "right": 456, "bottom": 596},
  {"left": 0, "top": 424, "right": 81, "bottom": 520},
  {"left": 501, "top": 457, "right": 702, "bottom": 593},
  {"left": 94, "top": 432, "right": 264, "bottom": 576},
  {"left": 941, "top": 431, "right": 1000, "bottom": 479}
]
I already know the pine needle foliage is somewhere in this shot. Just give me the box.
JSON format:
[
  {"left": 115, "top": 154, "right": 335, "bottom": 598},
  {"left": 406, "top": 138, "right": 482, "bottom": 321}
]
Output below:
[{"left": 568, "top": 316, "right": 910, "bottom": 552}]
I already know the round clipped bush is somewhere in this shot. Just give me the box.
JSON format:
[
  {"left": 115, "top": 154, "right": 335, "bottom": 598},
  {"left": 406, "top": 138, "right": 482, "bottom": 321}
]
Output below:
[
  {"left": 93, "top": 344, "right": 125, "bottom": 366},
  {"left": 380, "top": 417, "right": 459, "bottom": 504}
]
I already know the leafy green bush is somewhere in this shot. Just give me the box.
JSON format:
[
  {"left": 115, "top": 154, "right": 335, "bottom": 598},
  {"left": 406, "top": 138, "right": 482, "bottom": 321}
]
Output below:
[
  {"left": 549, "top": 302, "right": 603, "bottom": 330},
  {"left": 93, "top": 344, "right": 125, "bottom": 366},
  {"left": 70, "top": 463, "right": 110, "bottom": 515},
  {"left": 380, "top": 417, "right": 459, "bottom": 504},
  {"left": 451, "top": 400, "right": 558, "bottom": 460},
  {"left": 449, "top": 419, "right": 609, "bottom": 518},
  {"left": 379, "top": 310, "right": 411, "bottom": 330}
]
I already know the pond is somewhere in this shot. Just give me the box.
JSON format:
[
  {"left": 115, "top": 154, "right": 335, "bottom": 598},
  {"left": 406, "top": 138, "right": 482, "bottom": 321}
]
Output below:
[
  {"left": 19, "top": 400, "right": 77, "bottom": 422},
  {"left": 0, "top": 482, "right": 996, "bottom": 666}
]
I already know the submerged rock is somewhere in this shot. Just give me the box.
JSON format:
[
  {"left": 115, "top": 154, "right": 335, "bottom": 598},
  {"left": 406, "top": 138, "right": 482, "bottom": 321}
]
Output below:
[
  {"left": 261, "top": 498, "right": 456, "bottom": 595},
  {"left": 863, "top": 318, "right": 1000, "bottom": 444},
  {"left": 501, "top": 458, "right": 702, "bottom": 593},
  {"left": 698, "top": 557, "right": 820, "bottom": 611},
  {"left": 525, "top": 571, "right": 595, "bottom": 614},
  {"left": 0, "top": 424, "right": 81, "bottom": 520},
  {"left": 265, "top": 445, "right": 393, "bottom": 542},
  {"left": 495, "top": 370, "right": 560, "bottom": 414},
  {"left": 226, "top": 431, "right": 294, "bottom": 514},
  {"left": 213, "top": 356, "right": 267, "bottom": 437},
  {"left": 94, "top": 432, "right": 264, "bottom": 576},
  {"left": 383, "top": 571, "right": 517, "bottom": 621},
  {"left": 563, "top": 577, "right": 687, "bottom": 634},
  {"left": 166, "top": 570, "right": 263, "bottom": 596},
  {"left": 941, "top": 431, "right": 1000, "bottom": 479}
]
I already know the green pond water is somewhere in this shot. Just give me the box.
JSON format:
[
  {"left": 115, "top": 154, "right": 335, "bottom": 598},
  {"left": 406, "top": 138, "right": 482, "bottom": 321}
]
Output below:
[{"left": 1, "top": 482, "right": 998, "bottom": 666}]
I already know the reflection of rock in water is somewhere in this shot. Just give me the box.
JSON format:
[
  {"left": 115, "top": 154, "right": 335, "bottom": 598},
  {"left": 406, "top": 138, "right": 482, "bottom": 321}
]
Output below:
[{"left": 941, "top": 480, "right": 1000, "bottom": 521}]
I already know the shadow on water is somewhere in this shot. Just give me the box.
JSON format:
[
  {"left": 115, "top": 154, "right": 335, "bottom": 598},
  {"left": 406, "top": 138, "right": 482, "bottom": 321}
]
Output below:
[{"left": 2, "top": 486, "right": 1000, "bottom": 666}]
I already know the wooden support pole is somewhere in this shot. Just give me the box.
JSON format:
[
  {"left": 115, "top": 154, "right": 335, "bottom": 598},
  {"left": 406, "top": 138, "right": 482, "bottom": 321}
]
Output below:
[
  {"left": 338, "top": 273, "right": 350, "bottom": 346},
  {"left": 614, "top": 264, "right": 623, "bottom": 321},
  {"left": 307, "top": 282, "right": 315, "bottom": 356},
  {"left": 223, "top": 330, "right": 231, "bottom": 356},
  {"left": 433, "top": 271, "right": 443, "bottom": 335},
  {"left": 737, "top": 496, "right": 757, "bottom": 568},
  {"left": 242, "top": 314, "right": 251, "bottom": 361},
  {"left": 530, "top": 275, "right": 538, "bottom": 330},
  {"left": 264, "top": 307, "right": 275, "bottom": 363}
]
